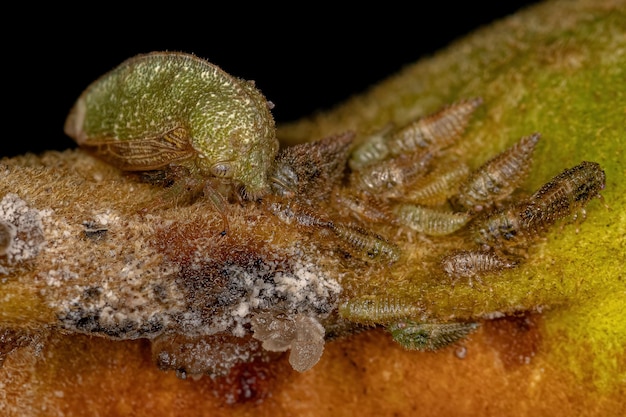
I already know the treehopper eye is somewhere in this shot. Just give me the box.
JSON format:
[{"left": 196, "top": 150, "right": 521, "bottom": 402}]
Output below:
[{"left": 64, "top": 51, "right": 279, "bottom": 227}]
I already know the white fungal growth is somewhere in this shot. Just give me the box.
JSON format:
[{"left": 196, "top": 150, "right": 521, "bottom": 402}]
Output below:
[
  {"left": 225, "top": 256, "right": 339, "bottom": 372},
  {"left": 146, "top": 243, "right": 342, "bottom": 374},
  {"left": 0, "top": 193, "right": 47, "bottom": 274},
  {"left": 51, "top": 260, "right": 186, "bottom": 340},
  {"left": 216, "top": 258, "right": 341, "bottom": 341}
]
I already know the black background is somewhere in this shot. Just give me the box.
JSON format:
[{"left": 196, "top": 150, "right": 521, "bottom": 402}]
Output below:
[{"left": 5, "top": 2, "right": 541, "bottom": 158}]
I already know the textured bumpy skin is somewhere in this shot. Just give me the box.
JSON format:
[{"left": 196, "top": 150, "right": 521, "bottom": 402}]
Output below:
[
  {"left": 523, "top": 161, "right": 606, "bottom": 225},
  {"left": 454, "top": 133, "right": 540, "bottom": 212},
  {"left": 441, "top": 250, "right": 516, "bottom": 287},
  {"left": 393, "top": 204, "right": 471, "bottom": 236},
  {"left": 64, "top": 51, "right": 279, "bottom": 199},
  {"left": 387, "top": 321, "right": 479, "bottom": 351},
  {"left": 472, "top": 161, "right": 606, "bottom": 253},
  {"left": 386, "top": 97, "right": 484, "bottom": 157}
]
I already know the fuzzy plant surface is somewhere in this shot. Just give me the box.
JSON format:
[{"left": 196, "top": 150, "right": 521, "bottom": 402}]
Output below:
[
  {"left": 1, "top": 0, "right": 624, "bottom": 416},
  {"left": 280, "top": 0, "right": 625, "bottom": 392}
]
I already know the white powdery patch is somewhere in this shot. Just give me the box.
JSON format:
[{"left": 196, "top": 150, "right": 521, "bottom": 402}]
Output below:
[
  {"left": 174, "top": 250, "right": 344, "bottom": 372},
  {"left": 240, "top": 249, "right": 342, "bottom": 372},
  {"left": 181, "top": 244, "right": 343, "bottom": 347},
  {"left": 35, "top": 206, "right": 189, "bottom": 340},
  {"left": 91, "top": 210, "right": 122, "bottom": 228},
  {"left": 219, "top": 258, "right": 341, "bottom": 334},
  {"left": 41, "top": 267, "right": 79, "bottom": 288},
  {"left": 0, "top": 193, "right": 48, "bottom": 275},
  {"left": 273, "top": 261, "right": 342, "bottom": 309},
  {"left": 51, "top": 260, "right": 186, "bottom": 339}
]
